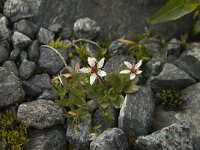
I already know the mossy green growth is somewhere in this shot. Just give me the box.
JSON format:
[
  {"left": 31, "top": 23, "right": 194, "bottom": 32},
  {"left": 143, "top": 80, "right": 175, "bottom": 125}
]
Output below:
[
  {"left": 48, "top": 37, "right": 69, "bottom": 50},
  {"left": 0, "top": 110, "right": 29, "bottom": 150},
  {"left": 160, "top": 89, "right": 184, "bottom": 110}
]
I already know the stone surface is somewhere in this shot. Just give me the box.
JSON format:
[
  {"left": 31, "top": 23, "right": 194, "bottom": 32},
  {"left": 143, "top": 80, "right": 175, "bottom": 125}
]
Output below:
[
  {"left": 135, "top": 122, "right": 193, "bottom": 150},
  {"left": 118, "top": 86, "right": 155, "bottom": 136},
  {"left": 167, "top": 38, "right": 181, "bottom": 57},
  {"left": 174, "top": 44, "right": 200, "bottom": 81},
  {"left": 87, "top": 100, "right": 98, "bottom": 112},
  {"left": 0, "top": 15, "right": 10, "bottom": 40},
  {"left": 58, "top": 27, "right": 72, "bottom": 39},
  {"left": 90, "top": 128, "right": 129, "bottom": 150},
  {"left": 48, "top": 23, "right": 62, "bottom": 34},
  {"left": 37, "top": 27, "right": 55, "bottom": 44},
  {"left": 11, "top": 31, "right": 32, "bottom": 49},
  {"left": 22, "top": 0, "right": 192, "bottom": 39},
  {"left": 9, "top": 48, "right": 20, "bottom": 61},
  {"left": 104, "top": 55, "right": 135, "bottom": 74},
  {"left": 19, "top": 59, "right": 36, "bottom": 80},
  {"left": 2, "top": 60, "right": 18, "bottom": 76},
  {"left": 28, "top": 74, "right": 51, "bottom": 90},
  {"left": 73, "top": 17, "right": 100, "bottom": 39},
  {"left": 17, "top": 99, "right": 64, "bottom": 129},
  {"left": 84, "top": 43, "right": 100, "bottom": 57},
  {"left": 27, "top": 40, "right": 40, "bottom": 63},
  {"left": 38, "top": 47, "right": 64, "bottom": 75},
  {"left": 14, "top": 19, "right": 37, "bottom": 39},
  {"left": 38, "top": 90, "right": 55, "bottom": 100},
  {"left": 24, "top": 126, "right": 66, "bottom": 150},
  {"left": 149, "top": 63, "right": 196, "bottom": 92},
  {"left": 20, "top": 50, "right": 28, "bottom": 61},
  {"left": 22, "top": 81, "right": 42, "bottom": 98},
  {"left": 3, "top": 0, "right": 33, "bottom": 22},
  {"left": 66, "top": 116, "right": 91, "bottom": 149},
  {"left": 0, "top": 67, "right": 25, "bottom": 107},
  {"left": 0, "top": 45, "right": 9, "bottom": 64}
]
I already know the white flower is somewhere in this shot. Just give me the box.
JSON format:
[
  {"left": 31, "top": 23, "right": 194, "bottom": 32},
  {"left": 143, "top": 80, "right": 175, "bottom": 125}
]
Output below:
[
  {"left": 120, "top": 60, "right": 143, "bottom": 80},
  {"left": 80, "top": 57, "right": 107, "bottom": 85}
]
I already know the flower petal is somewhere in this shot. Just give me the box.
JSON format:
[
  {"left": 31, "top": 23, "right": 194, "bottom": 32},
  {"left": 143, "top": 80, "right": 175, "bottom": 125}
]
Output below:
[
  {"left": 88, "top": 57, "right": 97, "bottom": 67},
  {"left": 124, "top": 61, "right": 132, "bottom": 69},
  {"left": 136, "top": 70, "right": 142, "bottom": 75},
  {"left": 135, "top": 60, "right": 142, "bottom": 69},
  {"left": 97, "top": 70, "right": 107, "bottom": 77},
  {"left": 80, "top": 67, "right": 91, "bottom": 73},
  {"left": 90, "top": 73, "right": 97, "bottom": 85},
  {"left": 130, "top": 74, "right": 136, "bottom": 80},
  {"left": 97, "top": 58, "right": 105, "bottom": 69},
  {"left": 119, "top": 70, "right": 130, "bottom": 74}
]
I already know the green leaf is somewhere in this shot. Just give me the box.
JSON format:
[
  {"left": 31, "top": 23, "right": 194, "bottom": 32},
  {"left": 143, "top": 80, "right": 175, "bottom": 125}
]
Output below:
[
  {"left": 192, "top": 20, "right": 200, "bottom": 35},
  {"left": 124, "top": 84, "right": 139, "bottom": 94},
  {"left": 111, "top": 95, "right": 124, "bottom": 109},
  {"left": 150, "top": 0, "right": 199, "bottom": 24},
  {"left": 55, "top": 99, "right": 68, "bottom": 107},
  {"left": 100, "top": 101, "right": 110, "bottom": 109}
]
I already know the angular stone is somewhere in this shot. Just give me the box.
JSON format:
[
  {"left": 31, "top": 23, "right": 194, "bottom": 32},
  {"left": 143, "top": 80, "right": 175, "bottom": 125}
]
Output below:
[
  {"left": 20, "top": 50, "right": 28, "bottom": 61},
  {"left": 38, "top": 90, "right": 55, "bottom": 100},
  {"left": 0, "top": 16, "right": 10, "bottom": 40},
  {"left": 66, "top": 116, "right": 91, "bottom": 149},
  {"left": 2, "top": 60, "right": 18, "bottom": 76},
  {"left": 167, "top": 38, "right": 181, "bottom": 57},
  {"left": 174, "top": 44, "right": 200, "bottom": 81},
  {"left": 149, "top": 63, "right": 196, "bottom": 92},
  {"left": 24, "top": 126, "right": 66, "bottom": 150},
  {"left": 19, "top": 59, "right": 36, "bottom": 80},
  {"left": 48, "top": 23, "right": 62, "bottom": 34},
  {"left": 3, "top": 0, "right": 33, "bottom": 22},
  {"left": 38, "top": 47, "right": 64, "bottom": 75},
  {"left": 0, "top": 45, "right": 9, "bottom": 64},
  {"left": 14, "top": 19, "right": 37, "bottom": 39},
  {"left": 104, "top": 55, "right": 135, "bottom": 74},
  {"left": 9, "top": 48, "right": 20, "bottom": 61},
  {"left": 135, "top": 122, "right": 193, "bottom": 150},
  {"left": 90, "top": 128, "right": 129, "bottom": 150},
  {"left": 11, "top": 31, "right": 32, "bottom": 49},
  {"left": 119, "top": 86, "right": 155, "bottom": 136},
  {"left": 84, "top": 43, "right": 100, "bottom": 57},
  {"left": 27, "top": 40, "right": 40, "bottom": 63},
  {"left": 28, "top": 74, "right": 51, "bottom": 90},
  {"left": 37, "top": 27, "right": 55, "bottom": 44},
  {"left": 58, "top": 27, "right": 72, "bottom": 39},
  {"left": 22, "top": 81, "right": 42, "bottom": 98},
  {"left": 74, "top": 17, "right": 100, "bottom": 39},
  {"left": 0, "top": 67, "right": 25, "bottom": 107},
  {"left": 17, "top": 99, "right": 64, "bottom": 129}
]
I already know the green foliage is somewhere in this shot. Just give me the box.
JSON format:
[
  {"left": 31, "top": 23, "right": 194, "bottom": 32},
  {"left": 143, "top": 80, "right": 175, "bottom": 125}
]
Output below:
[
  {"left": 48, "top": 37, "right": 69, "bottom": 50},
  {"left": 0, "top": 110, "right": 29, "bottom": 150},
  {"left": 75, "top": 43, "right": 90, "bottom": 64},
  {"left": 149, "top": 0, "right": 200, "bottom": 24},
  {"left": 160, "top": 89, "right": 184, "bottom": 109}
]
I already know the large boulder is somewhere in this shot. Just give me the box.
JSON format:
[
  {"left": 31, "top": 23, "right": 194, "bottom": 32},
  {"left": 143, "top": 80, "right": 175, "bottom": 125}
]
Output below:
[{"left": 6, "top": 0, "right": 193, "bottom": 39}]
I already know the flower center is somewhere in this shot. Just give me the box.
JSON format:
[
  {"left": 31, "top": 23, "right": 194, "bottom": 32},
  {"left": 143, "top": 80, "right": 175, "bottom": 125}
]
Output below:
[
  {"left": 129, "top": 67, "right": 137, "bottom": 73},
  {"left": 91, "top": 65, "right": 98, "bottom": 73}
]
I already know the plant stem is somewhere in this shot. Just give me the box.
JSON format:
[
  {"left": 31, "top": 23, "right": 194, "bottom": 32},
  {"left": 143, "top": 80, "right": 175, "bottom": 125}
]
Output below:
[{"left": 97, "top": 75, "right": 108, "bottom": 89}]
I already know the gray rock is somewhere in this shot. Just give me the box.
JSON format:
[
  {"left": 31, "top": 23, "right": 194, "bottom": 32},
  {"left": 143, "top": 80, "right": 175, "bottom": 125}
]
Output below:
[
  {"left": 104, "top": 55, "right": 135, "bottom": 74},
  {"left": 0, "top": 67, "right": 25, "bottom": 107},
  {"left": 19, "top": 59, "right": 36, "bottom": 80},
  {"left": 17, "top": 99, "right": 64, "bottom": 129},
  {"left": 3, "top": 0, "right": 33, "bottom": 22},
  {"left": 84, "top": 43, "right": 100, "bottom": 57},
  {"left": 174, "top": 44, "right": 200, "bottom": 81},
  {"left": 11, "top": 31, "right": 32, "bottom": 49},
  {"left": 58, "top": 26, "right": 72, "bottom": 39},
  {"left": 149, "top": 63, "right": 196, "bottom": 92},
  {"left": 38, "top": 47, "right": 64, "bottom": 75},
  {"left": 0, "top": 0, "right": 6, "bottom": 12},
  {"left": 135, "top": 122, "right": 193, "bottom": 150},
  {"left": 37, "top": 27, "right": 55, "bottom": 44},
  {"left": 66, "top": 116, "right": 91, "bottom": 149},
  {"left": 118, "top": 86, "right": 155, "bottom": 136},
  {"left": 167, "top": 38, "right": 181, "bottom": 57},
  {"left": 20, "top": 50, "right": 28, "bottom": 61},
  {"left": 69, "top": 56, "right": 82, "bottom": 69},
  {"left": 0, "top": 16, "right": 10, "bottom": 40},
  {"left": 38, "top": 90, "right": 55, "bottom": 100},
  {"left": 90, "top": 128, "right": 129, "bottom": 150},
  {"left": 9, "top": 48, "right": 20, "bottom": 61},
  {"left": 27, "top": 40, "right": 40, "bottom": 63},
  {"left": 24, "top": 126, "right": 66, "bottom": 150},
  {"left": 48, "top": 23, "right": 62, "bottom": 34},
  {"left": 87, "top": 100, "right": 98, "bottom": 112},
  {"left": 73, "top": 17, "right": 100, "bottom": 39},
  {"left": 2, "top": 60, "right": 18, "bottom": 76},
  {"left": 108, "top": 39, "right": 130, "bottom": 57},
  {"left": 14, "top": 19, "right": 37, "bottom": 39},
  {"left": 0, "top": 39, "right": 10, "bottom": 49},
  {"left": 28, "top": 74, "right": 51, "bottom": 90},
  {"left": 22, "top": 81, "right": 42, "bottom": 98},
  {"left": 143, "top": 57, "right": 164, "bottom": 78},
  {"left": 0, "top": 45, "right": 9, "bottom": 64}
]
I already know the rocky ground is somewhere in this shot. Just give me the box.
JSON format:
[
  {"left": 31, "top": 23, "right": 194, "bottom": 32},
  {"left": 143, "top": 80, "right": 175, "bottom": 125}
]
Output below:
[{"left": 0, "top": 0, "right": 200, "bottom": 150}]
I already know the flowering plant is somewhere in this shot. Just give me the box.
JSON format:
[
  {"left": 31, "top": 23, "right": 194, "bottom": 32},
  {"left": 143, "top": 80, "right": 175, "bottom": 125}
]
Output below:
[{"left": 53, "top": 57, "right": 143, "bottom": 126}]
